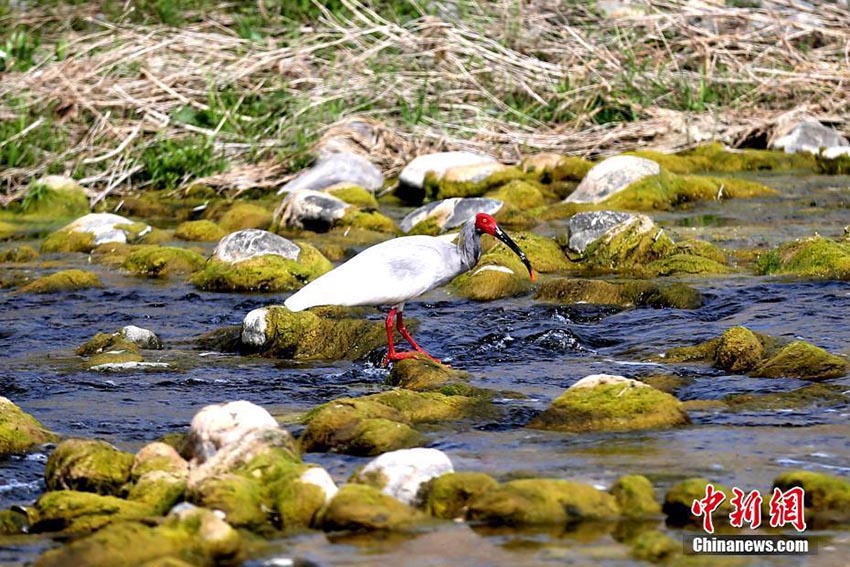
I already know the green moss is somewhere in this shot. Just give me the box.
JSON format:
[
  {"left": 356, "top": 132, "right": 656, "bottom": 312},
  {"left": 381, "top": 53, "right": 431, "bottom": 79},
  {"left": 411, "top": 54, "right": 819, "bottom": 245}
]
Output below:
[
  {"left": 386, "top": 358, "right": 473, "bottom": 391},
  {"left": 0, "top": 509, "right": 28, "bottom": 535},
  {"left": 487, "top": 232, "right": 570, "bottom": 273},
  {"left": 646, "top": 253, "right": 731, "bottom": 276},
  {"left": 773, "top": 470, "right": 850, "bottom": 523},
  {"left": 126, "top": 472, "right": 186, "bottom": 515},
  {"left": 0, "top": 397, "right": 57, "bottom": 455},
  {"left": 217, "top": 202, "right": 273, "bottom": 232},
  {"left": 275, "top": 476, "right": 327, "bottom": 530},
  {"left": 0, "top": 245, "right": 39, "bottom": 262},
  {"left": 327, "top": 185, "right": 380, "bottom": 209},
  {"left": 31, "top": 490, "right": 154, "bottom": 535},
  {"left": 249, "top": 306, "right": 386, "bottom": 359},
  {"left": 662, "top": 478, "right": 733, "bottom": 526},
  {"left": 367, "top": 389, "right": 492, "bottom": 423},
  {"left": 192, "top": 243, "right": 331, "bottom": 292},
  {"left": 484, "top": 180, "right": 546, "bottom": 209},
  {"left": 345, "top": 418, "right": 425, "bottom": 457},
  {"left": 40, "top": 230, "right": 96, "bottom": 253},
  {"left": 528, "top": 380, "right": 689, "bottom": 432},
  {"left": 77, "top": 333, "right": 140, "bottom": 357},
  {"left": 19, "top": 269, "right": 102, "bottom": 294},
  {"left": 752, "top": 340, "right": 847, "bottom": 380},
  {"left": 816, "top": 152, "right": 850, "bottom": 175},
  {"left": 610, "top": 475, "right": 662, "bottom": 518},
  {"left": 756, "top": 236, "right": 850, "bottom": 280},
  {"left": 189, "top": 474, "right": 268, "bottom": 529},
  {"left": 534, "top": 278, "right": 703, "bottom": 309},
  {"left": 318, "top": 484, "right": 423, "bottom": 532},
  {"left": 339, "top": 210, "right": 399, "bottom": 233},
  {"left": 602, "top": 169, "right": 776, "bottom": 211},
  {"left": 422, "top": 472, "right": 499, "bottom": 519},
  {"left": 629, "top": 143, "right": 816, "bottom": 174},
  {"left": 173, "top": 220, "right": 226, "bottom": 242},
  {"left": 45, "top": 438, "right": 134, "bottom": 496},
  {"left": 21, "top": 180, "right": 90, "bottom": 218},
  {"left": 551, "top": 156, "right": 594, "bottom": 182},
  {"left": 715, "top": 326, "right": 764, "bottom": 373},
  {"left": 405, "top": 216, "right": 443, "bottom": 236},
  {"left": 467, "top": 478, "right": 621, "bottom": 526},
  {"left": 428, "top": 167, "right": 528, "bottom": 200},
  {"left": 630, "top": 530, "right": 681, "bottom": 563},
  {"left": 123, "top": 246, "right": 206, "bottom": 278},
  {"left": 450, "top": 248, "right": 532, "bottom": 301},
  {"left": 724, "top": 383, "right": 850, "bottom": 411},
  {"left": 32, "top": 506, "right": 243, "bottom": 567}
]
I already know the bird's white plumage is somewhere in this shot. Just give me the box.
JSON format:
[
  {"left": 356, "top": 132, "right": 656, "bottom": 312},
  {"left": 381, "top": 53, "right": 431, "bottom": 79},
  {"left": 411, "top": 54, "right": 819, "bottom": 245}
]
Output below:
[{"left": 284, "top": 236, "right": 465, "bottom": 312}]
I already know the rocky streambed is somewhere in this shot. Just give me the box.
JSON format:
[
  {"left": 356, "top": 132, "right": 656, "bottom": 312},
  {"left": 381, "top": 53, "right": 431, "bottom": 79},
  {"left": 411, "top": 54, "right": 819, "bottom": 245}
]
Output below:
[{"left": 2, "top": 137, "right": 850, "bottom": 566}]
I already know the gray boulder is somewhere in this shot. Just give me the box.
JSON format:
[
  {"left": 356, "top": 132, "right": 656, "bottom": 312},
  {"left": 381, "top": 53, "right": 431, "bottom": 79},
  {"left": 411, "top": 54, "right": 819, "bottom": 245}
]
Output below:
[
  {"left": 274, "top": 190, "right": 351, "bottom": 232},
  {"left": 400, "top": 197, "right": 503, "bottom": 233},
  {"left": 771, "top": 119, "right": 849, "bottom": 154},
  {"left": 567, "top": 211, "right": 636, "bottom": 254},
  {"left": 399, "top": 151, "right": 498, "bottom": 191},
  {"left": 565, "top": 155, "right": 660, "bottom": 204},
  {"left": 120, "top": 325, "right": 162, "bottom": 350},
  {"left": 212, "top": 229, "right": 301, "bottom": 263},
  {"left": 276, "top": 152, "right": 383, "bottom": 195}
]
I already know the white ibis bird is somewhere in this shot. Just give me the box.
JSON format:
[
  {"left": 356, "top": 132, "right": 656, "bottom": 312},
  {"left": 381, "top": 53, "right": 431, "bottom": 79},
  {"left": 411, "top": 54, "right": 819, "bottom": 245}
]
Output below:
[{"left": 284, "top": 213, "right": 535, "bottom": 365}]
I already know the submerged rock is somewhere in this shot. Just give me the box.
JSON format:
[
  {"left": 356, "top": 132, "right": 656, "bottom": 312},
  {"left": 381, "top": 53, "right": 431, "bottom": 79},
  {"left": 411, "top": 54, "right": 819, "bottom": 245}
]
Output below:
[
  {"left": 757, "top": 235, "right": 850, "bottom": 280},
  {"left": 240, "top": 305, "right": 385, "bottom": 359},
  {"left": 45, "top": 438, "right": 134, "bottom": 495},
  {"left": 19, "top": 269, "right": 102, "bottom": 294},
  {"left": 400, "top": 197, "right": 503, "bottom": 234},
  {"left": 352, "top": 447, "right": 454, "bottom": 506},
  {"left": 773, "top": 470, "right": 850, "bottom": 525},
  {"left": 565, "top": 155, "right": 660, "bottom": 204},
  {"left": 467, "top": 478, "right": 620, "bottom": 525},
  {"left": 528, "top": 374, "right": 690, "bottom": 432},
  {"left": 662, "top": 478, "right": 733, "bottom": 526},
  {"left": 724, "top": 383, "right": 850, "bottom": 412},
  {"left": 0, "top": 397, "right": 57, "bottom": 455},
  {"left": 421, "top": 471, "right": 499, "bottom": 520},
  {"left": 318, "top": 483, "right": 424, "bottom": 532},
  {"left": 534, "top": 278, "right": 703, "bottom": 309},
  {"left": 663, "top": 326, "right": 847, "bottom": 380},
  {"left": 41, "top": 213, "right": 151, "bottom": 253},
  {"left": 277, "top": 151, "right": 383, "bottom": 195},
  {"left": 194, "top": 231, "right": 331, "bottom": 292}
]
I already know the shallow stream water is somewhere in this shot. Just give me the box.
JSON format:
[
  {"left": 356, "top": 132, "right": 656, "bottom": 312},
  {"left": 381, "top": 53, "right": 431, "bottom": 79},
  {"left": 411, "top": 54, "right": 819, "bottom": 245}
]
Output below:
[{"left": 1, "top": 173, "right": 849, "bottom": 566}]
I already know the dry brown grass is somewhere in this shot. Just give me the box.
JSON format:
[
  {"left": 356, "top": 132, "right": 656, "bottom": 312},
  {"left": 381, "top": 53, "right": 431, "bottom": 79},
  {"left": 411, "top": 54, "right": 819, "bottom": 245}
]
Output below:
[{"left": 1, "top": 0, "right": 848, "bottom": 202}]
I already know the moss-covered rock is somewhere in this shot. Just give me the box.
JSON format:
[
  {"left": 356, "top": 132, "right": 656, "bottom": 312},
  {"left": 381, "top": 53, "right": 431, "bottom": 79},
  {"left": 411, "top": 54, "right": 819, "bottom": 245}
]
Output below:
[
  {"left": 275, "top": 469, "right": 331, "bottom": 530},
  {"left": 173, "top": 220, "right": 226, "bottom": 242},
  {"left": 41, "top": 213, "right": 150, "bottom": 253},
  {"left": 19, "top": 269, "right": 102, "bottom": 294},
  {"left": 427, "top": 166, "right": 528, "bottom": 200},
  {"left": 629, "top": 143, "right": 817, "bottom": 174},
  {"left": 193, "top": 243, "right": 331, "bottom": 293},
  {"left": 126, "top": 471, "right": 187, "bottom": 515},
  {"left": 21, "top": 176, "right": 90, "bottom": 218},
  {"left": 33, "top": 505, "right": 243, "bottom": 567},
  {"left": 30, "top": 490, "right": 154, "bottom": 535},
  {"left": 338, "top": 209, "right": 399, "bottom": 233},
  {"left": 752, "top": 340, "right": 847, "bottom": 380},
  {"left": 773, "top": 470, "right": 850, "bottom": 524},
  {"left": 484, "top": 180, "right": 546, "bottom": 209},
  {"left": 663, "top": 327, "right": 847, "bottom": 380},
  {"left": 610, "top": 475, "right": 662, "bottom": 518},
  {"left": 816, "top": 150, "right": 850, "bottom": 175},
  {"left": 386, "top": 358, "right": 473, "bottom": 392},
  {"left": 0, "top": 245, "right": 39, "bottom": 262},
  {"left": 629, "top": 530, "right": 681, "bottom": 563},
  {"left": 188, "top": 474, "right": 267, "bottom": 529},
  {"left": 468, "top": 478, "right": 620, "bottom": 526},
  {"left": 40, "top": 229, "right": 97, "bottom": 253},
  {"left": 487, "top": 232, "right": 570, "bottom": 273},
  {"left": 327, "top": 185, "right": 380, "bottom": 209},
  {"left": 240, "top": 305, "right": 386, "bottom": 359},
  {"left": 724, "top": 383, "right": 850, "bottom": 411},
  {"left": 528, "top": 375, "right": 690, "bottom": 432},
  {"left": 45, "top": 438, "right": 135, "bottom": 495},
  {"left": 422, "top": 472, "right": 499, "bottom": 519},
  {"left": 0, "top": 397, "right": 57, "bottom": 455},
  {"left": 123, "top": 246, "right": 206, "bottom": 278},
  {"left": 601, "top": 169, "right": 777, "bottom": 211},
  {"left": 757, "top": 236, "right": 850, "bottom": 280},
  {"left": 662, "top": 478, "right": 733, "bottom": 526},
  {"left": 0, "top": 509, "right": 28, "bottom": 535},
  {"left": 534, "top": 278, "right": 703, "bottom": 309},
  {"left": 318, "top": 484, "right": 423, "bottom": 532},
  {"left": 76, "top": 332, "right": 143, "bottom": 368},
  {"left": 217, "top": 202, "right": 273, "bottom": 232}
]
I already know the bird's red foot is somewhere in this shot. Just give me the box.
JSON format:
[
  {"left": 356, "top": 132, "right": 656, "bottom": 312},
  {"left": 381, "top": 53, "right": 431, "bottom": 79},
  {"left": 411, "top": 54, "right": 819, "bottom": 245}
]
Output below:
[{"left": 381, "top": 350, "right": 443, "bottom": 367}]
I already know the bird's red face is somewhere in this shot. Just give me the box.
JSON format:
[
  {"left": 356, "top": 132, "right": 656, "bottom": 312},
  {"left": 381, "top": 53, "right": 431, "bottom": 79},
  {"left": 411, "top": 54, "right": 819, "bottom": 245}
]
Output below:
[{"left": 474, "top": 213, "right": 498, "bottom": 236}]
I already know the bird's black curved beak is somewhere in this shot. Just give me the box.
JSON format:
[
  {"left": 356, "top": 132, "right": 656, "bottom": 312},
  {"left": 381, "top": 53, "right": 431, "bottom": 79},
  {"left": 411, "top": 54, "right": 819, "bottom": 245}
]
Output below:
[{"left": 494, "top": 226, "right": 537, "bottom": 282}]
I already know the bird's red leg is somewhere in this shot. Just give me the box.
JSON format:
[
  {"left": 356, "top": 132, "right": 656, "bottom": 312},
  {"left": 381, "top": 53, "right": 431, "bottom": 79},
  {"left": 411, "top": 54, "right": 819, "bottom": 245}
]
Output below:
[{"left": 381, "top": 307, "right": 439, "bottom": 366}]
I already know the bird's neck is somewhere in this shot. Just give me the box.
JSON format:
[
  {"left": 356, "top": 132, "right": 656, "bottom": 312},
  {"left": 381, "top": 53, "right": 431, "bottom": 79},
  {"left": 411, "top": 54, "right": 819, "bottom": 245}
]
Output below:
[{"left": 456, "top": 220, "right": 482, "bottom": 271}]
